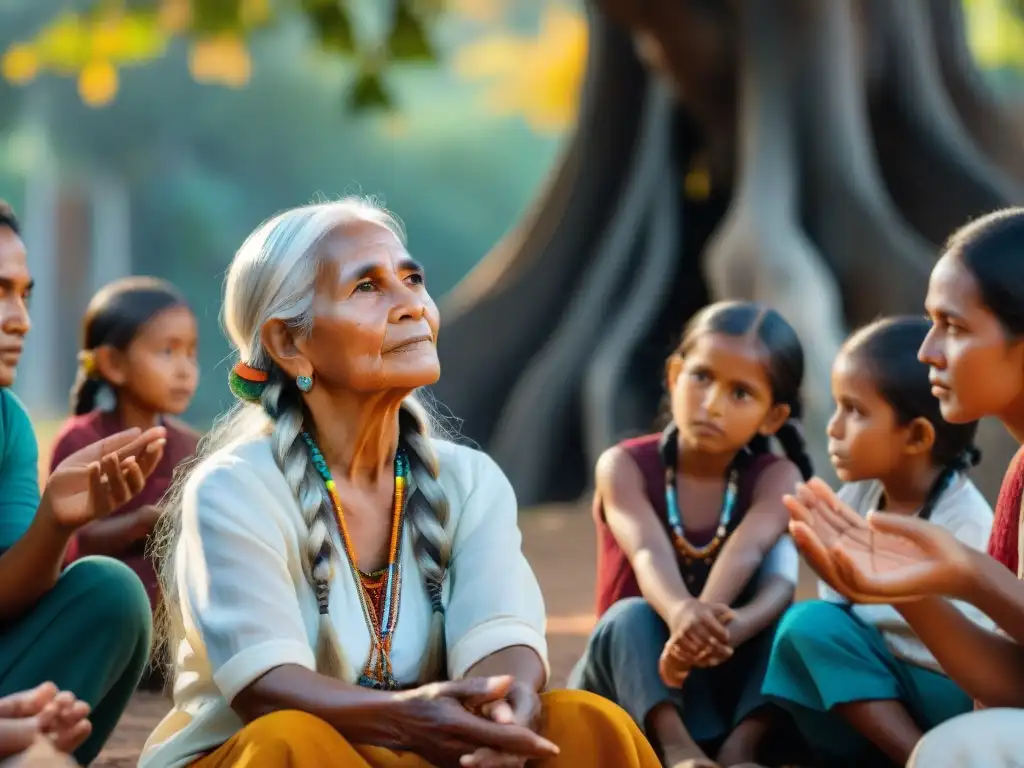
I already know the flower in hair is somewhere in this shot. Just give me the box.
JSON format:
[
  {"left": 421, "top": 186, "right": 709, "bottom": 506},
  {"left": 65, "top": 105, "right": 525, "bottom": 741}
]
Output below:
[
  {"left": 78, "top": 350, "right": 97, "bottom": 378},
  {"left": 229, "top": 360, "right": 268, "bottom": 403}
]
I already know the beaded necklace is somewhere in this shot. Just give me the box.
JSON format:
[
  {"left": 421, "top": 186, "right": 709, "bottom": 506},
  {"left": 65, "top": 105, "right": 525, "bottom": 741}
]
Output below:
[
  {"left": 659, "top": 424, "right": 741, "bottom": 564},
  {"left": 302, "top": 432, "right": 409, "bottom": 690}
]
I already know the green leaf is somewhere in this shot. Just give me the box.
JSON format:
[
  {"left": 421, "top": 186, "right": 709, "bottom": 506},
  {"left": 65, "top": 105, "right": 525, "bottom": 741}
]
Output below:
[
  {"left": 191, "top": 0, "right": 244, "bottom": 34},
  {"left": 301, "top": 0, "right": 355, "bottom": 53},
  {"left": 347, "top": 68, "right": 393, "bottom": 111},
  {"left": 386, "top": 2, "right": 434, "bottom": 62}
]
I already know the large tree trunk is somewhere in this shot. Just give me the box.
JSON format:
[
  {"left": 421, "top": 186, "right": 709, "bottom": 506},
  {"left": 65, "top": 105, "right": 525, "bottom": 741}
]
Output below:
[{"left": 433, "top": 0, "right": 1021, "bottom": 506}]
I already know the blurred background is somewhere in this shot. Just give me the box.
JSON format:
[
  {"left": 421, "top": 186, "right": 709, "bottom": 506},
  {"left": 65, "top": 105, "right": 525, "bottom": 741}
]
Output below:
[{"left": 2, "top": 0, "right": 1024, "bottom": 496}]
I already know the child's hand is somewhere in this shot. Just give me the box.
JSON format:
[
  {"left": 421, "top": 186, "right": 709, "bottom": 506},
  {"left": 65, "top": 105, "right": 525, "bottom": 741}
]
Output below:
[
  {"left": 37, "top": 691, "right": 91, "bottom": 755},
  {"left": 667, "top": 599, "right": 734, "bottom": 660}
]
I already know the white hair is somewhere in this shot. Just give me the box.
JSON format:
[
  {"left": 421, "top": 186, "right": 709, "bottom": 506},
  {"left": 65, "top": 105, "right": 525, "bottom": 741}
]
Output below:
[{"left": 152, "top": 197, "right": 451, "bottom": 683}]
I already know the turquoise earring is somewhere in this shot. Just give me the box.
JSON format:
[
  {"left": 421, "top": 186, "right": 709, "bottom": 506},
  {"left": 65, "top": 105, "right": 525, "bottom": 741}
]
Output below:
[{"left": 296, "top": 374, "right": 313, "bottom": 392}]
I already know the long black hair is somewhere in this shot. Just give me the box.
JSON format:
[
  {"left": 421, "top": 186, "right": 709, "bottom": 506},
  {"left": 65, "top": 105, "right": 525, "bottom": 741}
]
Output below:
[
  {"left": 71, "top": 276, "right": 189, "bottom": 415},
  {"left": 843, "top": 318, "right": 980, "bottom": 520},
  {"left": 946, "top": 208, "right": 1024, "bottom": 336},
  {"left": 668, "top": 300, "right": 814, "bottom": 480}
]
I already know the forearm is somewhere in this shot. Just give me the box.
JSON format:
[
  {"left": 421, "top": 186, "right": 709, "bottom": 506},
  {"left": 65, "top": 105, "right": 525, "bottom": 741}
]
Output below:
[
  {"left": 74, "top": 508, "right": 153, "bottom": 557},
  {"left": 728, "top": 576, "right": 794, "bottom": 647},
  {"left": 0, "top": 509, "right": 73, "bottom": 621},
  {"left": 699, "top": 544, "right": 764, "bottom": 608},
  {"left": 231, "top": 665, "right": 406, "bottom": 747},
  {"left": 898, "top": 597, "right": 1024, "bottom": 707},
  {"left": 464, "top": 645, "right": 546, "bottom": 692},
  {"left": 964, "top": 549, "right": 1024, "bottom": 646},
  {"left": 632, "top": 549, "right": 694, "bottom": 626}
]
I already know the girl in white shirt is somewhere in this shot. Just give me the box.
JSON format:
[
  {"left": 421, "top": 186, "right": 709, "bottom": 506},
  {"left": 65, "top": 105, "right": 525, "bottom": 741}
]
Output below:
[
  {"left": 762, "top": 316, "right": 993, "bottom": 767},
  {"left": 140, "top": 199, "right": 661, "bottom": 768}
]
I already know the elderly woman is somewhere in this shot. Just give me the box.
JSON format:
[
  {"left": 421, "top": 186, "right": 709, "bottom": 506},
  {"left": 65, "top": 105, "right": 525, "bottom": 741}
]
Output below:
[{"left": 141, "top": 199, "right": 659, "bottom": 768}]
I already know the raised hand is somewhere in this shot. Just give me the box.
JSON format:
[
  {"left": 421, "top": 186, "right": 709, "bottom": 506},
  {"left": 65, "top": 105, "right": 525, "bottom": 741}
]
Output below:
[
  {"left": 41, "top": 427, "right": 166, "bottom": 533},
  {"left": 787, "top": 478, "right": 975, "bottom": 603}
]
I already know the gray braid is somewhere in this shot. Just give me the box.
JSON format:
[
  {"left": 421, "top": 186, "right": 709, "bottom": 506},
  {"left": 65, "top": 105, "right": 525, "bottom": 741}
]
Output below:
[
  {"left": 262, "top": 374, "right": 349, "bottom": 679},
  {"left": 398, "top": 398, "right": 451, "bottom": 683}
]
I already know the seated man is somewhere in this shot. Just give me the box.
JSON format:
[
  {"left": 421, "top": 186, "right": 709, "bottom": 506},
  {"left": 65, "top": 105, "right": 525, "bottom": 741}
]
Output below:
[{"left": 0, "top": 201, "right": 164, "bottom": 765}]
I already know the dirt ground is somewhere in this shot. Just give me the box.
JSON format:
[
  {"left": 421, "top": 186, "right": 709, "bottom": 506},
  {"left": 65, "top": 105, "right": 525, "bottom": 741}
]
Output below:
[{"left": 92, "top": 505, "right": 818, "bottom": 767}]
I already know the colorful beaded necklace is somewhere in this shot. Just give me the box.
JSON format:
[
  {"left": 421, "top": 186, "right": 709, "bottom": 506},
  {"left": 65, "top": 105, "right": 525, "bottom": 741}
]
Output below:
[
  {"left": 659, "top": 424, "right": 741, "bottom": 563},
  {"left": 302, "top": 432, "right": 409, "bottom": 690}
]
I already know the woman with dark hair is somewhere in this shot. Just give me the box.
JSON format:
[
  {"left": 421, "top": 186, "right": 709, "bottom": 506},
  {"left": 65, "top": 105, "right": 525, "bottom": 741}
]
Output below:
[
  {"left": 570, "top": 301, "right": 811, "bottom": 767},
  {"left": 786, "top": 208, "right": 1024, "bottom": 766},
  {"left": 51, "top": 277, "right": 201, "bottom": 626},
  {"left": 763, "top": 317, "right": 993, "bottom": 767}
]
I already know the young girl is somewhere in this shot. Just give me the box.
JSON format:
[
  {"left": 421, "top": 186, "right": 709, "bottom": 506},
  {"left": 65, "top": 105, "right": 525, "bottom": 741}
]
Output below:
[
  {"left": 762, "top": 317, "right": 994, "bottom": 767},
  {"left": 786, "top": 207, "right": 1024, "bottom": 767},
  {"left": 51, "top": 277, "right": 201, "bottom": 612},
  {"left": 570, "top": 300, "right": 811, "bottom": 768}
]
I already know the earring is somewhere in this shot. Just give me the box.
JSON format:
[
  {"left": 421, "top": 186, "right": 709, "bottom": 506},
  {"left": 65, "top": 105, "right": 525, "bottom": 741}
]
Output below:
[{"left": 296, "top": 374, "right": 313, "bottom": 393}]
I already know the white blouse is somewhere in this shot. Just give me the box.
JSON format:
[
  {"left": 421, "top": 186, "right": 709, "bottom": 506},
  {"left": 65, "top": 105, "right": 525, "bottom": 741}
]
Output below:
[
  {"left": 141, "top": 437, "right": 548, "bottom": 768},
  {"left": 819, "top": 475, "right": 994, "bottom": 673}
]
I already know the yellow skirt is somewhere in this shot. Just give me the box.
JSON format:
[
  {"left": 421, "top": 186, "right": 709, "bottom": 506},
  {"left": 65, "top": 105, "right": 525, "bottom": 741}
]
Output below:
[{"left": 191, "top": 689, "right": 659, "bottom": 767}]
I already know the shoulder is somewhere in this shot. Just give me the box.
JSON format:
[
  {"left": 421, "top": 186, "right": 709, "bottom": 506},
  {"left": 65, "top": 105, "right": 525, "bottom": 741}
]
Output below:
[
  {"left": 836, "top": 480, "right": 878, "bottom": 513},
  {"left": 431, "top": 439, "right": 514, "bottom": 505},
  {"left": 0, "top": 389, "right": 37, "bottom": 457},
  {"left": 934, "top": 475, "right": 994, "bottom": 538},
  {"left": 749, "top": 456, "right": 801, "bottom": 498},
  {"left": 51, "top": 412, "right": 103, "bottom": 451},
  {"left": 595, "top": 443, "right": 647, "bottom": 494},
  {"left": 184, "top": 436, "right": 287, "bottom": 516}
]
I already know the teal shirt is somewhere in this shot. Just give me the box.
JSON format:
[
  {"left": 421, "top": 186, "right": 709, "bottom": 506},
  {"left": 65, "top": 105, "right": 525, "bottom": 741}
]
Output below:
[{"left": 0, "top": 389, "right": 39, "bottom": 551}]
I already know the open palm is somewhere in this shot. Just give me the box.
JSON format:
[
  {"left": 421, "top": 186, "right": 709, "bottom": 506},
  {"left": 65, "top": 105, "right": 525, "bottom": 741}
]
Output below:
[
  {"left": 44, "top": 427, "right": 166, "bottom": 531},
  {"left": 785, "top": 478, "right": 973, "bottom": 604}
]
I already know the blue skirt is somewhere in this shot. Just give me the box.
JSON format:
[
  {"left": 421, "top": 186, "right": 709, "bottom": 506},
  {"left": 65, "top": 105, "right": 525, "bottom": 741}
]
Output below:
[{"left": 762, "top": 600, "right": 972, "bottom": 766}]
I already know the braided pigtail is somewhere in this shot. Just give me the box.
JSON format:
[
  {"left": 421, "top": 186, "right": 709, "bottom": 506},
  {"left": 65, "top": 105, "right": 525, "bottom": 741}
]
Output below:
[
  {"left": 399, "top": 397, "right": 451, "bottom": 683},
  {"left": 261, "top": 369, "right": 349, "bottom": 680},
  {"left": 773, "top": 399, "right": 814, "bottom": 480}
]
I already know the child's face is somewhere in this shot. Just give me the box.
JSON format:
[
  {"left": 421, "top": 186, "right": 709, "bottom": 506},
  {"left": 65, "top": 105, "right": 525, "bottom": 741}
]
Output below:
[
  {"left": 920, "top": 253, "right": 1024, "bottom": 424},
  {"left": 668, "top": 332, "right": 786, "bottom": 455},
  {"left": 120, "top": 306, "right": 199, "bottom": 415},
  {"left": 826, "top": 351, "right": 907, "bottom": 483}
]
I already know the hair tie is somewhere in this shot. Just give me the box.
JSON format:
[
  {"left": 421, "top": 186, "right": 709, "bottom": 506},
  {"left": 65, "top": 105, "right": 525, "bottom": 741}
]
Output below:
[
  {"left": 962, "top": 445, "right": 982, "bottom": 469},
  {"left": 426, "top": 580, "right": 445, "bottom": 615},
  {"left": 78, "top": 350, "right": 97, "bottom": 378},
  {"left": 229, "top": 360, "right": 268, "bottom": 403}
]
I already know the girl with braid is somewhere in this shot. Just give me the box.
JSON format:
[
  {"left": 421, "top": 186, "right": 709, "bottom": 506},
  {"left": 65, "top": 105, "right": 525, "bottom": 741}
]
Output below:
[
  {"left": 140, "top": 198, "right": 660, "bottom": 768},
  {"left": 762, "top": 317, "right": 993, "bottom": 767},
  {"left": 570, "top": 301, "right": 812, "bottom": 768}
]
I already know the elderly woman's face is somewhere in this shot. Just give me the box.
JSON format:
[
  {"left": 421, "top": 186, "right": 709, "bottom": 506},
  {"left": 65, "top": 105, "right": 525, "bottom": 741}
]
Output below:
[{"left": 299, "top": 222, "right": 440, "bottom": 393}]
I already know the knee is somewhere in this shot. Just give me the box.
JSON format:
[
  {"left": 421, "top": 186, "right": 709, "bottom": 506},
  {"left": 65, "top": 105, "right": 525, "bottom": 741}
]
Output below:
[
  {"left": 60, "top": 557, "right": 152, "bottom": 651},
  {"left": 238, "top": 711, "right": 344, "bottom": 754},
  {"left": 592, "top": 598, "right": 666, "bottom": 646},
  {"left": 541, "top": 690, "right": 636, "bottom": 730},
  {"left": 773, "top": 600, "right": 850, "bottom": 659}
]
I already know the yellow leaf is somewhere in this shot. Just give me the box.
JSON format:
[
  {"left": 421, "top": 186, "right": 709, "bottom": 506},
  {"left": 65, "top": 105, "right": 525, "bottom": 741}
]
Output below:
[
  {"left": 35, "top": 13, "right": 90, "bottom": 75},
  {"left": 189, "top": 35, "right": 252, "bottom": 88},
  {"left": 240, "top": 0, "right": 272, "bottom": 26},
  {"left": 78, "top": 60, "right": 119, "bottom": 107},
  {"left": 1, "top": 44, "right": 39, "bottom": 85},
  {"left": 158, "top": 0, "right": 192, "bottom": 34},
  {"left": 963, "top": 0, "right": 1024, "bottom": 70},
  {"left": 454, "top": 6, "right": 587, "bottom": 134},
  {"left": 90, "top": 15, "right": 167, "bottom": 64}
]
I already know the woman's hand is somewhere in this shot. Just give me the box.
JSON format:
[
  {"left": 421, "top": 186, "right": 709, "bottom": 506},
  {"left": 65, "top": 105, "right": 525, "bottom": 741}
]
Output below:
[
  {"left": 40, "top": 427, "right": 166, "bottom": 533},
  {"left": 787, "top": 478, "right": 976, "bottom": 603},
  {"left": 461, "top": 680, "right": 543, "bottom": 768},
  {"left": 395, "top": 676, "right": 558, "bottom": 768}
]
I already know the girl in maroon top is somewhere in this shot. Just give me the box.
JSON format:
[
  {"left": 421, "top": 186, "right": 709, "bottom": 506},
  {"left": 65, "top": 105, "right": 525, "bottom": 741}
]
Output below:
[
  {"left": 52, "top": 277, "right": 201, "bottom": 615},
  {"left": 571, "top": 301, "right": 812, "bottom": 768}
]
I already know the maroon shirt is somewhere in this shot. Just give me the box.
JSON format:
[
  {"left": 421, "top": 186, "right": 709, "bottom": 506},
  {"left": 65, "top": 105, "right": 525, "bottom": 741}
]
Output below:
[
  {"left": 593, "top": 432, "right": 780, "bottom": 618},
  {"left": 51, "top": 411, "right": 200, "bottom": 605}
]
